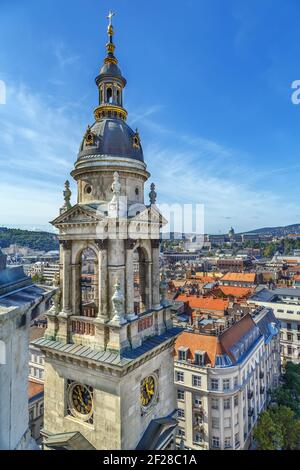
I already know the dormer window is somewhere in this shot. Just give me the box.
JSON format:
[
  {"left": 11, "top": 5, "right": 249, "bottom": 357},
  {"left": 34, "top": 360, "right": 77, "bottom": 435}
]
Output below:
[
  {"left": 178, "top": 346, "right": 189, "bottom": 362},
  {"left": 195, "top": 350, "right": 206, "bottom": 366}
]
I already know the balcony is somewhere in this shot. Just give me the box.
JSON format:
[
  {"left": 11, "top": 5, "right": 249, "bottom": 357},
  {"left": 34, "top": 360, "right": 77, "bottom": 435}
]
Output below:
[{"left": 247, "top": 390, "right": 253, "bottom": 400}]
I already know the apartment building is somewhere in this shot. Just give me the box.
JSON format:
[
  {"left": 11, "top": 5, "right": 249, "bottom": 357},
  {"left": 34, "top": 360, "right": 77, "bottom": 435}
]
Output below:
[
  {"left": 250, "top": 287, "right": 300, "bottom": 364},
  {"left": 29, "top": 326, "right": 46, "bottom": 382},
  {"left": 174, "top": 308, "right": 280, "bottom": 450}
]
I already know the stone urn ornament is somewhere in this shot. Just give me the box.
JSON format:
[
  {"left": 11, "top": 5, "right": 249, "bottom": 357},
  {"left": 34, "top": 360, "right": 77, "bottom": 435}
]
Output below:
[
  {"left": 111, "top": 279, "right": 127, "bottom": 325},
  {"left": 160, "top": 271, "right": 169, "bottom": 308}
]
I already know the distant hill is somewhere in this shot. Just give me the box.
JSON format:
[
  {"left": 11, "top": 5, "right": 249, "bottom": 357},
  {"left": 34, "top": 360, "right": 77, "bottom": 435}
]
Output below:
[
  {"left": 243, "top": 223, "right": 300, "bottom": 237},
  {"left": 0, "top": 227, "right": 59, "bottom": 252}
]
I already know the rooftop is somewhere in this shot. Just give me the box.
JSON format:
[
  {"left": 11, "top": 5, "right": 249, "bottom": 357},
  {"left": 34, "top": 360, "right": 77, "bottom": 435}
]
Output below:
[
  {"left": 221, "top": 272, "right": 256, "bottom": 283},
  {"left": 175, "top": 295, "right": 229, "bottom": 312}
]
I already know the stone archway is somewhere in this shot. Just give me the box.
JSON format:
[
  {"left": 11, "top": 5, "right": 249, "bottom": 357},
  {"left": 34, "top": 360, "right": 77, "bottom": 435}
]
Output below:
[{"left": 80, "top": 247, "right": 99, "bottom": 317}]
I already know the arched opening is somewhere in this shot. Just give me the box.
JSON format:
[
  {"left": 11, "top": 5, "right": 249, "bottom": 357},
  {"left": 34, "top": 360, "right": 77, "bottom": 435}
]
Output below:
[
  {"left": 80, "top": 248, "right": 98, "bottom": 317},
  {"left": 0, "top": 340, "right": 6, "bottom": 365},
  {"left": 106, "top": 87, "right": 113, "bottom": 104},
  {"left": 133, "top": 247, "right": 149, "bottom": 315}
]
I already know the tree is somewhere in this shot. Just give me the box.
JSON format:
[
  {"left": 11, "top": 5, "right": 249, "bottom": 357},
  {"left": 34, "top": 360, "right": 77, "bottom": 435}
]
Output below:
[
  {"left": 253, "top": 411, "right": 283, "bottom": 450},
  {"left": 270, "top": 406, "right": 300, "bottom": 450}
]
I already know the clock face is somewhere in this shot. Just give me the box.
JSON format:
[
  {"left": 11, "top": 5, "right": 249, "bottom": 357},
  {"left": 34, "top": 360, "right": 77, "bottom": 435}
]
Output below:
[
  {"left": 70, "top": 383, "right": 93, "bottom": 416},
  {"left": 140, "top": 375, "right": 157, "bottom": 409}
]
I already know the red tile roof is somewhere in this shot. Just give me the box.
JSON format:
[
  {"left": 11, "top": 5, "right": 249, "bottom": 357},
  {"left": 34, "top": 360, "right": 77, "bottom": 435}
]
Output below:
[
  {"left": 214, "top": 286, "right": 254, "bottom": 299},
  {"left": 221, "top": 272, "right": 256, "bottom": 283},
  {"left": 176, "top": 295, "right": 229, "bottom": 312},
  {"left": 28, "top": 379, "right": 44, "bottom": 400}
]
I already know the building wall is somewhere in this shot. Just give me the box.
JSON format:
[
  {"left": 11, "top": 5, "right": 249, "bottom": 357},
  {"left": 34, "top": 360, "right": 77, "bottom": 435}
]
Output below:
[
  {"left": 174, "top": 335, "right": 280, "bottom": 450},
  {"left": 0, "top": 306, "right": 32, "bottom": 450},
  {"left": 254, "top": 300, "right": 300, "bottom": 364},
  {"left": 43, "top": 344, "right": 176, "bottom": 450}
]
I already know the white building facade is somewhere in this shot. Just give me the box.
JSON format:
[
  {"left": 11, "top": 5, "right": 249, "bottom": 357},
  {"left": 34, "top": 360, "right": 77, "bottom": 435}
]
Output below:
[{"left": 174, "top": 309, "right": 281, "bottom": 450}]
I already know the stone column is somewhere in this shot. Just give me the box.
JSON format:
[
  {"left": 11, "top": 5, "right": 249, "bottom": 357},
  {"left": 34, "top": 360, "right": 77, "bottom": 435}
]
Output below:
[
  {"left": 151, "top": 239, "right": 161, "bottom": 309},
  {"left": 125, "top": 239, "right": 137, "bottom": 320},
  {"left": 145, "top": 261, "right": 153, "bottom": 310},
  {"left": 60, "top": 240, "right": 72, "bottom": 316},
  {"left": 95, "top": 240, "right": 109, "bottom": 322},
  {"left": 71, "top": 263, "right": 81, "bottom": 315}
]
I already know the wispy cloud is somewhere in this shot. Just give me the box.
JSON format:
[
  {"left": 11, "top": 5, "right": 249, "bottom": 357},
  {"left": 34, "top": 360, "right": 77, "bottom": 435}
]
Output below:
[
  {"left": 0, "top": 85, "right": 298, "bottom": 233},
  {"left": 52, "top": 41, "right": 80, "bottom": 68}
]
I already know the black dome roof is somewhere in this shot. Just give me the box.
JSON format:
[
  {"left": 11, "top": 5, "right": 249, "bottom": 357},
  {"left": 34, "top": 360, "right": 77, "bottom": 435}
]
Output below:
[{"left": 78, "top": 118, "right": 144, "bottom": 162}]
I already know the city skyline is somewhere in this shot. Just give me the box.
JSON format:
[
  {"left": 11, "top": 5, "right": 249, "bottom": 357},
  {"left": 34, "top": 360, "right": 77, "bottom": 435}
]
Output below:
[{"left": 1, "top": 0, "right": 300, "bottom": 233}]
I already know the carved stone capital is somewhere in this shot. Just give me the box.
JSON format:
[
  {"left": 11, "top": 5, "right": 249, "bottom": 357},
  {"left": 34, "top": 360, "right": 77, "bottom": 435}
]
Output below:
[
  {"left": 126, "top": 239, "right": 136, "bottom": 250},
  {"left": 59, "top": 240, "right": 72, "bottom": 250},
  {"left": 95, "top": 239, "right": 108, "bottom": 251},
  {"left": 151, "top": 239, "right": 160, "bottom": 249}
]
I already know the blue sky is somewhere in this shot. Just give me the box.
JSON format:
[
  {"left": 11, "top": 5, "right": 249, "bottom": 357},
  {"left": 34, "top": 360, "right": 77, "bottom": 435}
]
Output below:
[{"left": 1, "top": 0, "right": 300, "bottom": 234}]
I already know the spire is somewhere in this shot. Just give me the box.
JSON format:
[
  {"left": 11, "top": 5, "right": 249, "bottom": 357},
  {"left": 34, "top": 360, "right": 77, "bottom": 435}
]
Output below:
[{"left": 104, "top": 10, "right": 118, "bottom": 66}]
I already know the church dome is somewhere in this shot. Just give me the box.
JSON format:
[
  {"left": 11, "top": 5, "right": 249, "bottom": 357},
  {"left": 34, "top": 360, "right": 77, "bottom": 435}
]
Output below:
[{"left": 78, "top": 118, "right": 144, "bottom": 162}]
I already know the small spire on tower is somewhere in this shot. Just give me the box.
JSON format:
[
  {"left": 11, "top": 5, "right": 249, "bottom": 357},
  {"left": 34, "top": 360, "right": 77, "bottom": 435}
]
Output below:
[{"left": 104, "top": 10, "right": 118, "bottom": 65}]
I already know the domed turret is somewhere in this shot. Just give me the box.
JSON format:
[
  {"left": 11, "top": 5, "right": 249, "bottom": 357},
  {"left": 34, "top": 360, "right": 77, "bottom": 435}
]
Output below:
[{"left": 71, "top": 12, "right": 149, "bottom": 206}]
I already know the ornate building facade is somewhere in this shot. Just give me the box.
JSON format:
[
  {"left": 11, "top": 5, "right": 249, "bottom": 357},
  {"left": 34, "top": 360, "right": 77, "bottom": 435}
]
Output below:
[{"left": 32, "top": 13, "right": 180, "bottom": 450}]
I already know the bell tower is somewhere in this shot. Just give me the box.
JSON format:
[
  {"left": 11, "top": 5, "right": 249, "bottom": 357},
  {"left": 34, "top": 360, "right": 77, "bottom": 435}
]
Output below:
[{"left": 32, "top": 12, "right": 180, "bottom": 451}]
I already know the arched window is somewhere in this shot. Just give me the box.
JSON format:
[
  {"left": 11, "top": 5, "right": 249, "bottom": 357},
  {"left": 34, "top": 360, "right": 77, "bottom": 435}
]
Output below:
[
  {"left": 133, "top": 247, "right": 149, "bottom": 314},
  {"left": 0, "top": 340, "right": 6, "bottom": 365},
  {"left": 80, "top": 248, "right": 98, "bottom": 317},
  {"left": 106, "top": 87, "right": 113, "bottom": 104}
]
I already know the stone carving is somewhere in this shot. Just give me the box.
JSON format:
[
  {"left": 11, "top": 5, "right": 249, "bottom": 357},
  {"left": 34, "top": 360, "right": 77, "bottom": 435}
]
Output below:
[
  {"left": 51, "top": 273, "right": 61, "bottom": 315},
  {"left": 111, "top": 279, "right": 127, "bottom": 325},
  {"left": 149, "top": 183, "right": 157, "bottom": 205},
  {"left": 60, "top": 181, "right": 72, "bottom": 214},
  {"left": 95, "top": 239, "right": 108, "bottom": 251},
  {"left": 160, "top": 271, "right": 169, "bottom": 308},
  {"left": 112, "top": 171, "right": 121, "bottom": 197}
]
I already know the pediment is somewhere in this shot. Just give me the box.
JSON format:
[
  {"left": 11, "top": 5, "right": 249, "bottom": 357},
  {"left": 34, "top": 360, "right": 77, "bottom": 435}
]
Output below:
[
  {"left": 51, "top": 204, "right": 105, "bottom": 227},
  {"left": 132, "top": 205, "right": 168, "bottom": 226}
]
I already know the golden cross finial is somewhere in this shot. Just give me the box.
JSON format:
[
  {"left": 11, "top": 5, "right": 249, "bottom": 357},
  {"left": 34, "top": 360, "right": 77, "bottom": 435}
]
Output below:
[{"left": 107, "top": 10, "right": 115, "bottom": 27}]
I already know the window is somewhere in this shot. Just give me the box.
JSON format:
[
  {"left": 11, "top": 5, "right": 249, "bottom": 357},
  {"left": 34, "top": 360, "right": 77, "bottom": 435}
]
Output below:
[
  {"left": 176, "top": 371, "right": 184, "bottom": 383},
  {"left": 212, "top": 417, "right": 219, "bottom": 429},
  {"left": 211, "top": 398, "right": 219, "bottom": 410},
  {"left": 288, "top": 346, "right": 293, "bottom": 356},
  {"left": 194, "top": 395, "right": 202, "bottom": 407},
  {"left": 195, "top": 351, "right": 205, "bottom": 366},
  {"left": 287, "top": 333, "right": 293, "bottom": 342},
  {"left": 234, "top": 395, "right": 239, "bottom": 407},
  {"left": 177, "top": 428, "right": 185, "bottom": 438},
  {"left": 178, "top": 409, "right": 185, "bottom": 419},
  {"left": 212, "top": 436, "right": 220, "bottom": 449},
  {"left": 211, "top": 379, "right": 219, "bottom": 390},
  {"left": 287, "top": 323, "right": 292, "bottom": 330},
  {"left": 234, "top": 376, "right": 238, "bottom": 388},
  {"left": 235, "top": 432, "right": 240, "bottom": 447},
  {"left": 224, "top": 398, "right": 231, "bottom": 410},
  {"left": 298, "top": 334, "right": 300, "bottom": 342},
  {"left": 192, "top": 375, "right": 202, "bottom": 388},
  {"left": 195, "top": 433, "right": 203, "bottom": 444},
  {"left": 224, "top": 437, "right": 231, "bottom": 449},
  {"left": 223, "top": 379, "right": 230, "bottom": 391},
  {"left": 177, "top": 389, "right": 184, "bottom": 401},
  {"left": 224, "top": 417, "right": 231, "bottom": 428},
  {"left": 178, "top": 348, "right": 188, "bottom": 361}
]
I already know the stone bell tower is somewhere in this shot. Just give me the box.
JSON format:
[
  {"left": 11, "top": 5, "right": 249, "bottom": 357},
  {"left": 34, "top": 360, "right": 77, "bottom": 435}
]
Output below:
[{"left": 32, "top": 11, "right": 180, "bottom": 451}]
